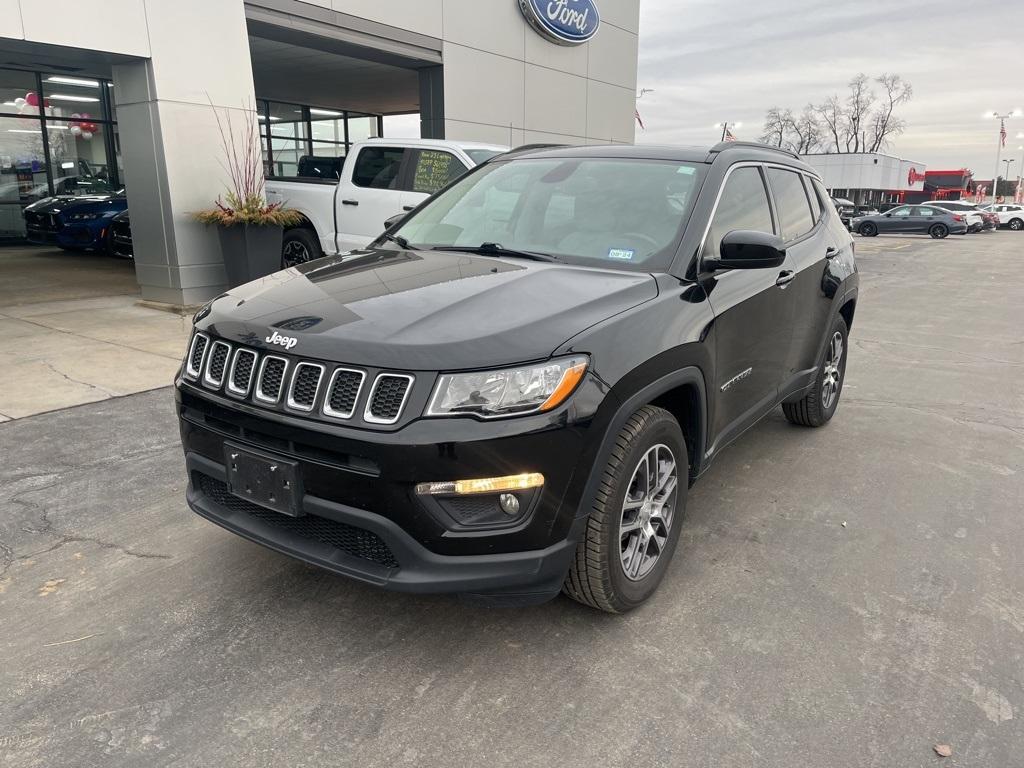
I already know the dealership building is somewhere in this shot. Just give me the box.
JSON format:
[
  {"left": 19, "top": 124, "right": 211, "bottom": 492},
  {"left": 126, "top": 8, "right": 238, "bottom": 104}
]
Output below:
[
  {"left": 0, "top": 0, "right": 639, "bottom": 306},
  {"left": 800, "top": 152, "right": 927, "bottom": 207}
]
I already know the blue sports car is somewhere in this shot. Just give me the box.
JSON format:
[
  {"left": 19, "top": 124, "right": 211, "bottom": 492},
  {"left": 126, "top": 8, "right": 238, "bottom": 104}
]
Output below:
[{"left": 23, "top": 190, "right": 127, "bottom": 252}]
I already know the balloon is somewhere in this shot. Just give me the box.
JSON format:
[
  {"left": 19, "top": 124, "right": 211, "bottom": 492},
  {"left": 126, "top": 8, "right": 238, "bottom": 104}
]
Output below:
[
  {"left": 70, "top": 125, "right": 82, "bottom": 136},
  {"left": 13, "top": 97, "right": 25, "bottom": 108},
  {"left": 81, "top": 131, "right": 93, "bottom": 140},
  {"left": 25, "top": 91, "right": 38, "bottom": 107},
  {"left": 71, "top": 112, "right": 82, "bottom": 120}
]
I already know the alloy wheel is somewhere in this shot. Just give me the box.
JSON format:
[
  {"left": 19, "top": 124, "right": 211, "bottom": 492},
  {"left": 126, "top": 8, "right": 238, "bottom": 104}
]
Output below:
[
  {"left": 619, "top": 444, "right": 678, "bottom": 581},
  {"left": 821, "top": 331, "right": 844, "bottom": 409},
  {"left": 283, "top": 241, "right": 311, "bottom": 268},
  {"left": 1010, "top": 219, "right": 1023, "bottom": 231}
]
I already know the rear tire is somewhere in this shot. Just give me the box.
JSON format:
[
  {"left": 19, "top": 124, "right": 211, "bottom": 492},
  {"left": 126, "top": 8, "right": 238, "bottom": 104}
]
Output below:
[
  {"left": 281, "top": 228, "right": 322, "bottom": 268},
  {"left": 783, "top": 315, "right": 849, "bottom": 428},
  {"left": 858, "top": 222, "right": 877, "bottom": 237},
  {"left": 563, "top": 406, "right": 687, "bottom": 613},
  {"left": 929, "top": 224, "right": 949, "bottom": 239},
  {"left": 1009, "top": 218, "right": 1023, "bottom": 231}
]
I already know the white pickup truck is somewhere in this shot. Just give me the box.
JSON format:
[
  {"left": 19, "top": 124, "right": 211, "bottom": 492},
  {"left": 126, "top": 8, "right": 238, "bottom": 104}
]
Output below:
[{"left": 265, "top": 137, "right": 507, "bottom": 266}]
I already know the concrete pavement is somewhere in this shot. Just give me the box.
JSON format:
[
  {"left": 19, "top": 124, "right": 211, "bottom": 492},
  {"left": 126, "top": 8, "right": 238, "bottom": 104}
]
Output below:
[
  {"left": 1, "top": 231, "right": 1022, "bottom": 767},
  {"left": 0, "top": 247, "right": 192, "bottom": 419}
]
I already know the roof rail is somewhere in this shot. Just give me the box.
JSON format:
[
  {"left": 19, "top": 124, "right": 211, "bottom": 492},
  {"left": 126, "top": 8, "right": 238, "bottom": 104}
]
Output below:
[
  {"left": 483, "top": 143, "right": 568, "bottom": 163},
  {"left": 707, "top": 141, "right": 800, "bottom": 160}
]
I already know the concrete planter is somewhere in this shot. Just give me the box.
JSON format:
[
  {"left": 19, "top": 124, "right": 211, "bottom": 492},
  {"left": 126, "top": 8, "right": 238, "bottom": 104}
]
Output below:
[{"left": 217, "top": 224, "right": 284, "bottom": 288}]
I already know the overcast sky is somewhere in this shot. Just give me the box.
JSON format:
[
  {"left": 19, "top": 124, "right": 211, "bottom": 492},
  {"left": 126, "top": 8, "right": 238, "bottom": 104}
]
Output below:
[{"left": 635, "top": 0, "right": 1024, "bottom": 179}]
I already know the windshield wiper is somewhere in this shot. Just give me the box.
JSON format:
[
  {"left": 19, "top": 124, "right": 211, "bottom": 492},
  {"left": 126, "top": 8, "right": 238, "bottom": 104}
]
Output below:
[
  {"left": 381, "top": 232, "right": 411, "bottom": 249},
  {"left": 429, "top": 242, "right": 558, "bottom": 262}
]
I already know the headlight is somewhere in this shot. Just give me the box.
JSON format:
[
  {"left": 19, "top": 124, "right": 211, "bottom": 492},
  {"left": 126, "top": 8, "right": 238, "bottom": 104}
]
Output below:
[
  {"left": 426, "top": 356, "right": 588, "bottom": 418},
  {"left": 67, "top": 212, "right": 100, "bottom": 221}
]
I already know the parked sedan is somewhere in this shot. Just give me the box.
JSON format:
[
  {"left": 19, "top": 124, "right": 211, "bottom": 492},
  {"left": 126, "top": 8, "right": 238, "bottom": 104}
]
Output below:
[
  {"left": 923, "top": 200, "right": 987, "bottom": 233},
  {"left": 23, "top": 191, "right": 127, "bottom": 251},
  {"left": 853, "top": 204, "right": 968, "bottom": 238}
]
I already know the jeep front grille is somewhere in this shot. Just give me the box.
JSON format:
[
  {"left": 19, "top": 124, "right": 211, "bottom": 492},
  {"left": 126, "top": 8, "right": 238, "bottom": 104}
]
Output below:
[
  {"left": 203, "top": 341, "right": 231, "bottom": 387},
  {"left": 287, "top": 362, "right": 324, "bottom": 412},
  {"left": 227, "top": 348, "right": 257, "bottom": 396},
  {"left": 184, "top": 335, "right": 415, "bottom": 426},
  {"left": 323, "top": 368, "right": 365, "bottom": 420},
  {"left": 365, "top": 374, "right": 414, "bottom": 425},
  {"left": 256, "top": 356, "right": 288, "bottom": 403},
  {"left": 186, "top": 333, "right": 209, "bottom": 379}
]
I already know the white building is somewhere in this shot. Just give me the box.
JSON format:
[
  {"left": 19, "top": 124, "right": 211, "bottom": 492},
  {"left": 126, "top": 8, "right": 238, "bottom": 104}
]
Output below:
[
  {"left": 800, "top": 152, "right": 926, "bottom": 206},
  {"left": 0, "top": 0, "right": 640, "bottom": 305}
]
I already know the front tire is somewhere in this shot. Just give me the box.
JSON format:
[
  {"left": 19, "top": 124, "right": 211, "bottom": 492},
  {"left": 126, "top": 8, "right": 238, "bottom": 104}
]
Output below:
[
  {"left": 858, "top": 222, "right": 877, "bottom": 237},
  {"left": 281, "top": 228, "right": 322, "bottom": 268},
  {"left": 929, "top": 224, "right": 949, "bottom": 239},
  {"left": 1009, "top": 218, "right": 1023, "bottom": 231},
  {"left": 783, "top": 315, "right": 849, "bottom": 428},
  {"left": 563, "top": 406, "right": 687, "bottom": 613}
]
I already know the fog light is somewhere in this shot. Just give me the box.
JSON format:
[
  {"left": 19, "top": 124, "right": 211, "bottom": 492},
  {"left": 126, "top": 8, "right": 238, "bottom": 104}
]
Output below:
[{"left": 498, "top": 493, "right": 520, "bottom": 516}]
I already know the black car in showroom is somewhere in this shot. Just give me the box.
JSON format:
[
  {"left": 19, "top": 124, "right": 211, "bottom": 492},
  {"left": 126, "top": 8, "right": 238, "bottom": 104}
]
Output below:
[
  {"left": 23, "top": 190, "right": 127, "bottom": 251},
  {"left": 107, "top": 209, "right": 133, "bottom": 258},
  {"left": 176, "top": 142, "right": 859, "bottom": 612}
]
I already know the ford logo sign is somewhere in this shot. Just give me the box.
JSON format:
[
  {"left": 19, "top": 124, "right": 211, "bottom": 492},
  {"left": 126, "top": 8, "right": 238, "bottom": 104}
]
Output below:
[{"left": 518, "top": 0, "right": 600, "bottom": 46}]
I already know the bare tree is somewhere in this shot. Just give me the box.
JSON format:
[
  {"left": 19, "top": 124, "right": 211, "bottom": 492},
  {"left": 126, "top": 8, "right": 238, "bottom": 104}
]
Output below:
[
  {"left": 868, "top": 73, "right": 913, "bottom": 152},
  {"left": 759, "top": 107, "right": 790, "bottom": 148},
  {"left": 815, "top": 96, "right": 845, "bottom": 153},
  {"left": 843, "top": 74, "right": 876, "bottom": 152},
  {"left": 786, "top": 106, "right": 822, "bottom": 154}
]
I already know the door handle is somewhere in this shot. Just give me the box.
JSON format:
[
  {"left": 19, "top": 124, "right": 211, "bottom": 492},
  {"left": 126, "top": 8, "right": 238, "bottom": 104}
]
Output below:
[
  {"left": 775, "top": 270, "right": 796, "bottom": 288},
  {"left": 825, "top": 247, "right": 838, "bottom": 259},
  {"left": 341, "top": 199, "right": 359, "bottom": 206},
  {"left": 402, "top": 205, "right": 415, "bottom": 212}
]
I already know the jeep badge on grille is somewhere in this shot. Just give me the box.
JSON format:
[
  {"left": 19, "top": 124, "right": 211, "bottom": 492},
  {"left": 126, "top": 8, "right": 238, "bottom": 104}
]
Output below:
[{"left": 265, "top": 331, "right": 298, "bottom": 350}]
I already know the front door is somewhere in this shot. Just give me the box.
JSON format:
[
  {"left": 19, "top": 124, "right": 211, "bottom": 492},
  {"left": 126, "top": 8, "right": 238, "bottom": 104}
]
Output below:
[
  {"left": 336, "top": 146, "right": 412, "bottom": 252},
  {"left": 880, "top": 205, "right": 914, "bottom": 233},
  {"left": 702, "top": 165, "right": 796, "bottom": 453}
]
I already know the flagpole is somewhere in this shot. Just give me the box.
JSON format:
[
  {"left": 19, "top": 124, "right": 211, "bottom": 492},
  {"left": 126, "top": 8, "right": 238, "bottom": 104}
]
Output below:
[{"left": 986, "top": 110, "right": 1021, "bottom": 207}]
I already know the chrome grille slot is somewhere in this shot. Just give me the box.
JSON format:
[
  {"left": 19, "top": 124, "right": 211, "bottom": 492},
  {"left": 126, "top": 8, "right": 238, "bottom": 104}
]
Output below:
[
  {"left": 365, "top": 373, "right": 414, "bottom": 425},
  {"left": 185, "top": 333, "right": 209, "bottom": 379},
  {"left": 287, "top": 362, "right": 324, "bottom": 412},
  {"left": 323, "top": 368, "right": 365, "bottom": 420},
  {"left": 203, "top": 341, "right": 231, "bottom": 388},
  {"left": 227, "top": 348, "right": 257, "bottom": 397},
  {"left": 255, "top": 356, "right": 288, "bottom": 403}
]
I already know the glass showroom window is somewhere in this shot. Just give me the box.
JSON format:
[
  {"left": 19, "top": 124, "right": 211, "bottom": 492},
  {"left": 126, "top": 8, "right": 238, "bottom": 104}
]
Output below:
[{"left": 0, "top": 115, "right": 46, "bottom": 239}]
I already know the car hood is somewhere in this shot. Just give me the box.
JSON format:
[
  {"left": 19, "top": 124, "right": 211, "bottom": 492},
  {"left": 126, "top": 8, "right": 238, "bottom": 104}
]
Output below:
[
  {"left": 200, "top": 248, "right": 659, "bottom": 370},
  {"left": 25, "top": 194, "right": 124, "bottom": 214}
]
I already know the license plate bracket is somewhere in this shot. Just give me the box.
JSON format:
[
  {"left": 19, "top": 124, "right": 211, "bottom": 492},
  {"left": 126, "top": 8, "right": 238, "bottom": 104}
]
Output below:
[{"left": 224, "top": 443, "right": 304, "bottom": 517}]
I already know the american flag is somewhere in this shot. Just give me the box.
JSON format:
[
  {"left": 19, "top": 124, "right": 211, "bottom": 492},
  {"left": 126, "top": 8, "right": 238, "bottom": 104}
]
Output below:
[
  {"left": 724, "top": 128, "right": 737, "bottom": 142},
  {"left": 1000, "top": 119, "right": 1007, "bottom": 148},
  {"left": 635, "top": 108, "right": 645, "bottom": 131}
]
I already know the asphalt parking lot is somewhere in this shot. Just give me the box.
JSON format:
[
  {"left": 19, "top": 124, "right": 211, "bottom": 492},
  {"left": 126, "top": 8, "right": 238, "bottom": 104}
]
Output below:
[{"left": 2, "top": 231, "right": 1022, "bottom": 767}]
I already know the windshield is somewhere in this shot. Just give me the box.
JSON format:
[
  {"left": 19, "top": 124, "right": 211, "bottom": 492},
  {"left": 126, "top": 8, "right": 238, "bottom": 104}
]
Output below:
[
  {"left": 465, "top": 149, "right": 503, "bottom": 165},
  {"left": 392, "top": 157, "right": 705, "bottom": 270}
]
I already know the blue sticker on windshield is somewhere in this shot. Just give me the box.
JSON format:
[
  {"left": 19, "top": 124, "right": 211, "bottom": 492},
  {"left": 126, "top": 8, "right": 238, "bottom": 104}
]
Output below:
[{"left": 608, "top": 248, "right": 635, "bottom": 261}]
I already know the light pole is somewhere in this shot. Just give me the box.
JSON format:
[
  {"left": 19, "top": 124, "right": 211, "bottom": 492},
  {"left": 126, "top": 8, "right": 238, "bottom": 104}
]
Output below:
[
  {"left": 1003, "top": 159, "right": 1016, "bottom": 197},
  {"left": 1017, "top": 134, "right": 1024, "bottom": 204},
  {"left": 714, "top": 121, "right": 742, "bottom": 142},
  {"left": 984, "top": 110, "right": 1022, "bottom": 207}
]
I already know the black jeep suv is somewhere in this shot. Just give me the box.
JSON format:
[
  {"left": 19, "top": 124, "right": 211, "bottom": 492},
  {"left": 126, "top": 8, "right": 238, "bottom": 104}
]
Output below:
[{"left": 176, "top": 142, "right": 858, "bottom": 613}]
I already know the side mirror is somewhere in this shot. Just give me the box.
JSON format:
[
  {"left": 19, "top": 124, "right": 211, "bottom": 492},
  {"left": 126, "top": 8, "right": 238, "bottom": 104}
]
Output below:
[
  {"left": 383, "top": 212, "right": 407, "bottom": 231},
  {"left": 705, "top": 230, "right": 786, "bottom": 271},
  {"left": 884, "top": 213, "right": 892, "bottom": 217}
]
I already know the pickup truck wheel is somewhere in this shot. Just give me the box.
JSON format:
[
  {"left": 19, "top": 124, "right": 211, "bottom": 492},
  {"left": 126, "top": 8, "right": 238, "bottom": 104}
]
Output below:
[
  {"left": 1009, "top": 218, "right": 1023, "bottom": 231},
  {"left": 783, "top": 315, "right": 849, "bottom": 427},
  {"left": 282, "top": 228, "right": 322, "bottom": 268},
  {"left": 563, "top": 405, "right": 686, "bottom": 613}
]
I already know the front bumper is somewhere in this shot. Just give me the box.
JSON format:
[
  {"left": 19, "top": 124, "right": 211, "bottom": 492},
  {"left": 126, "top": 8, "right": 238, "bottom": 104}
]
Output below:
[{"left": 178, "top": 381, "right": 603, "bottom": 601}]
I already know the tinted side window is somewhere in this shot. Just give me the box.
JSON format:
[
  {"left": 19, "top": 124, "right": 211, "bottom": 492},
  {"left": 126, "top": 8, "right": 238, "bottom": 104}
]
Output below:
[
  {"left": 767, "top": 168, "right": 815, "bottom": 241},
  {"left": 702, "top": 166, "right": 774, "bottom": 259},
  {"left": 410, "top": 150, "right": 468, "bottom": 194},
  {"left": 890, "top": 206, "right": 912, "bottom": 217},
  {"left": 352, "top": 147, "right": 406, "bottom": 189},
  {"left": 803, "top": 175, "right": 823, "bottom": 221}
]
